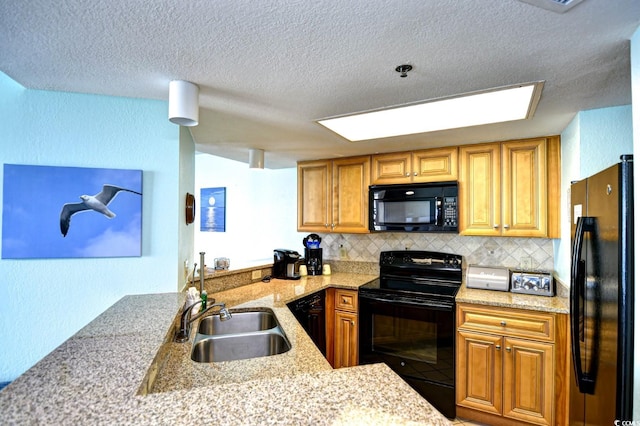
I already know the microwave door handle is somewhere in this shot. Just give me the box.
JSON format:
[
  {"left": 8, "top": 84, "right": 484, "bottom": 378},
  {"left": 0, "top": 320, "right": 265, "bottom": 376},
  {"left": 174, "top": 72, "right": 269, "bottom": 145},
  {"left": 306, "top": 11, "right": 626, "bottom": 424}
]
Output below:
[{"left": 435, "top": 197, "right": 443, "bottom": 226}]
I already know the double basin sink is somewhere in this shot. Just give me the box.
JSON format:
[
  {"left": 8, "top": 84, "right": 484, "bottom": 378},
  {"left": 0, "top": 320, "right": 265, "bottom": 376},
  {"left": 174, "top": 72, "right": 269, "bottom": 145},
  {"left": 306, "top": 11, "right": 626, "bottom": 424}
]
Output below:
[{"left": 191, "top": 307, "right": 291, "bottom": 363}]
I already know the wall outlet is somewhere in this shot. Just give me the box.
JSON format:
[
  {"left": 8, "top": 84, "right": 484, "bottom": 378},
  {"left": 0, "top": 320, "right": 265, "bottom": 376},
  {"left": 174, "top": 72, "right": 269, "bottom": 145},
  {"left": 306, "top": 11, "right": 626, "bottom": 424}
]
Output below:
[{"left": 252, "top": 270, "right": 262, "bottom": 280}]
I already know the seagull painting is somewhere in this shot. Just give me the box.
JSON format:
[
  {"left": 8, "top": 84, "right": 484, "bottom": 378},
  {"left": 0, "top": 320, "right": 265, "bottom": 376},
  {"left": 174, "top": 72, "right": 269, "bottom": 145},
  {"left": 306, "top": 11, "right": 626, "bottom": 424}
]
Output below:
[{"left": 60, "top": 184, "right": 142, "bottom": 237}]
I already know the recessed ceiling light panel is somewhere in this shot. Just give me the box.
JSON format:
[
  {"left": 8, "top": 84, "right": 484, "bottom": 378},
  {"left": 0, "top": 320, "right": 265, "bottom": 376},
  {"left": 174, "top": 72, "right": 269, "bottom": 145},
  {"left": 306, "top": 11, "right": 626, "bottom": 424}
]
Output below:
[
  {"left": 317, "top": 81, "right": 544, "bottom": 142},
  {"left": 516, "top": 0, "right": 586, "bottom": 13}
]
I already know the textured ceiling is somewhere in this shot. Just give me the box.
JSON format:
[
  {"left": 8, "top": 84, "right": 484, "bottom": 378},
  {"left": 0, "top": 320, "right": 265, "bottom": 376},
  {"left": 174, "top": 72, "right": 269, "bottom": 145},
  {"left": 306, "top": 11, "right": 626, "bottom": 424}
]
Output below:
[{"left": 1, "top": 0, "right": 639, "bottom": 168}]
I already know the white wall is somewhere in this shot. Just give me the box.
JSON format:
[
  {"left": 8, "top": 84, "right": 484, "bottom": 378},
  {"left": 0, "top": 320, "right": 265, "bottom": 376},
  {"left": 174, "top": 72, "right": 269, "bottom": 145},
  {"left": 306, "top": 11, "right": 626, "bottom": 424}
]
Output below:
[
  {"left": 630, "top": 25, "right": 640, "bottom": 421},
  {"left": 194, "top": 153, "right": 305, "bottom": 271},
  {"left": 0, "top": 72, "right": 190, "bottom": 382}
]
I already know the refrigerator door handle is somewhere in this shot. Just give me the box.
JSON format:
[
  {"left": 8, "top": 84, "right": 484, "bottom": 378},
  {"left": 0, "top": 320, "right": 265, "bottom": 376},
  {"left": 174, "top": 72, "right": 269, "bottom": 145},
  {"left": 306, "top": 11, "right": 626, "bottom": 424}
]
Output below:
[{"left": 570, "top": 215, "right": 596, "bottom": 394}]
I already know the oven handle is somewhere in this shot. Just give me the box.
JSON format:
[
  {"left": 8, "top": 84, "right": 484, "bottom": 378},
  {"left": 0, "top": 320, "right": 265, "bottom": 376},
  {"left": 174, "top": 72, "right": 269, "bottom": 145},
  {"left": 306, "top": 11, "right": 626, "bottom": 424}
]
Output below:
[{"left": 359, "top": 292, "right": 454, "bottom": 310}]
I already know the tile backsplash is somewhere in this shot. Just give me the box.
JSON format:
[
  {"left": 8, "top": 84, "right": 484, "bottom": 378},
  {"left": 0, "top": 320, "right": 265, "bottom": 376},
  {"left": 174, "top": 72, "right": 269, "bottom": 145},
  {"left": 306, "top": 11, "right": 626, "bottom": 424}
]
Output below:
[{"left": 318, "top": 232, "right": 555, "bottom": 272}]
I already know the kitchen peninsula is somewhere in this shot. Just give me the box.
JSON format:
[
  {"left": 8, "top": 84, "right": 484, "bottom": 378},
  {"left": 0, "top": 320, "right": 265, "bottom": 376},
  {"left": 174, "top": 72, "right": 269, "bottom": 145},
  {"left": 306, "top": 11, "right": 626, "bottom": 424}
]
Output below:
[{"left": 0, "top": 273, "right": 451, "bottom": 425}]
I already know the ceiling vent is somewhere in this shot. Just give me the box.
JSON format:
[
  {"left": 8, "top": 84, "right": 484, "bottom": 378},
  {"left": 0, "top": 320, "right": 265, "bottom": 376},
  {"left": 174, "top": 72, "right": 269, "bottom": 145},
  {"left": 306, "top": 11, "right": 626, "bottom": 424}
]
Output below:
[{"left": 516, "top": 0, "right": 586, "bottom": 13}]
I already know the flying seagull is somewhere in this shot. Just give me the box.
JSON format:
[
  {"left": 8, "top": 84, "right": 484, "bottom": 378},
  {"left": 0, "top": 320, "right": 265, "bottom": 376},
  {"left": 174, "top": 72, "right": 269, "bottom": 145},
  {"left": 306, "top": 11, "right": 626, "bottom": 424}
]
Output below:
[{"left": 60, "top": 184, "right": 142, "bottom": 237}]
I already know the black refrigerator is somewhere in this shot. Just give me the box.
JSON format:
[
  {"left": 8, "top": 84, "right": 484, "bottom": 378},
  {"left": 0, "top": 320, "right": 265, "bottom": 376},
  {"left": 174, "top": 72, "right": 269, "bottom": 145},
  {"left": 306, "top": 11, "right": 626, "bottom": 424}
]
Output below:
[{"left": 570, "top": 155, "right": 634, "bottom": 425}]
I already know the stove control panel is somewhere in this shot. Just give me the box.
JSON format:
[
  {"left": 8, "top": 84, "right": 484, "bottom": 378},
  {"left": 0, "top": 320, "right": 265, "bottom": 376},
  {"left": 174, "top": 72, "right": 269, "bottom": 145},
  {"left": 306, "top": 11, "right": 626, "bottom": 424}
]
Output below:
[{"left": 380, "top": 250, "right": 462, "bottom": 271}]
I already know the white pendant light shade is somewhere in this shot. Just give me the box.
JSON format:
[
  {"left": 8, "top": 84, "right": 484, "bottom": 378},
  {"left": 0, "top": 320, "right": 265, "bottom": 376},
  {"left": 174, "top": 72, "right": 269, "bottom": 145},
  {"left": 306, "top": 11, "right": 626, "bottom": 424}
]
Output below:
[
  {"left": 249, "top": 148, "right": 265, "bottom": 169},
  {"left": 168, "top": 80, "right": 199, "bottom": 126}
]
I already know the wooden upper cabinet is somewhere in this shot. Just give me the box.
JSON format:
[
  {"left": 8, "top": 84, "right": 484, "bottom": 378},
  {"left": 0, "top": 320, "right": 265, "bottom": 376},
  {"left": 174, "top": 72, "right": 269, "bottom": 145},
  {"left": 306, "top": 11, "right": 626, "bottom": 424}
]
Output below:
[
  {"left": 459, "top": 137, "right": 560, "bottom": 238},
  {"left": 458, "top": 143, "right": 502, "bottom": 236},
  {"left": 299, "top": 135, "right": 560, "bottom": 238},
  {"left": 297, "top": 156, "right": 370, "bottom": 233},
  {"left": 332, "top": 156, "right": 371, "bottom": 233},
  {"left": 413, "top": 147, "right": 458, "bottom": 182},
  {"left": 371, "top": 147, "right": 458, "bottom": 184},
  {"left": 501, "top": 139, "right": 547, "bottom": 237},
  {"left": 298, "top": 160, "right": 331, "bottom": 231}
]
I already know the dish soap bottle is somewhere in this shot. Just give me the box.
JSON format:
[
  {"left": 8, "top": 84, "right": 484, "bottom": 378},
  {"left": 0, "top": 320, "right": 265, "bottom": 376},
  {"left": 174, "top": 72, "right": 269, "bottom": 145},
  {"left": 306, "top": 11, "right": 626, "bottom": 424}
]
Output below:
[{"left": 200, "top": 290, "right": 207, "bottom": 312}]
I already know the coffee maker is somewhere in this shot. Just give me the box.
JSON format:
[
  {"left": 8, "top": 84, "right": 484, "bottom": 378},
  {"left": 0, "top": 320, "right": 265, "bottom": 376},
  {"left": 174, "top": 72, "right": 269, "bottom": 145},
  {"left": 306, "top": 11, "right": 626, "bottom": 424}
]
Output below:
[
  {"left": 273, "top": 249, "right": 301, "bottom": 280},
  {"left": 302, "top": 234, "right": 323, "bottom": 276}
]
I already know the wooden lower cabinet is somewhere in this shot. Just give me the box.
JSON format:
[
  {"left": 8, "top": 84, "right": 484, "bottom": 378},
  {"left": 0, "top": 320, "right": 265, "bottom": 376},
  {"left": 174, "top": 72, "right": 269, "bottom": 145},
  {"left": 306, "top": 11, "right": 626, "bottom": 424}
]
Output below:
[
  {"left": 333, "top": 309, "right": 358, "bottom": 368},
  {"left": 456, "top": 303, "right": 569, "bottom": 426},
  {"left": 326, "top": 288, "right": 358, "bottom": 368}
]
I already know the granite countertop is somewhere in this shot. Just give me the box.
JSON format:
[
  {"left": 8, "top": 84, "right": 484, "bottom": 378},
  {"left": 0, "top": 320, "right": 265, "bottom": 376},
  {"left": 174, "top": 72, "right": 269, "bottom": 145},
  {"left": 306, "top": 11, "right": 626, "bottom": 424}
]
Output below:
[
  {"left": 0, "top": 273, "right": 452, "bottom": 425},
  {"left": 456, "top": 283, "right": 570, "bottom": 314}
]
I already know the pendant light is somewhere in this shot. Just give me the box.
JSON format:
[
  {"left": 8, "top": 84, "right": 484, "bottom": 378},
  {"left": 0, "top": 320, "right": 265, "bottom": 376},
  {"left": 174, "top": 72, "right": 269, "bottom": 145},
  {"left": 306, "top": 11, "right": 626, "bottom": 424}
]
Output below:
[
  {"left": 249, "top": 148, "right": 265, "bottom": 169},
  {"left": 168, "top": 80, "right": 199, "bottom": 126}
]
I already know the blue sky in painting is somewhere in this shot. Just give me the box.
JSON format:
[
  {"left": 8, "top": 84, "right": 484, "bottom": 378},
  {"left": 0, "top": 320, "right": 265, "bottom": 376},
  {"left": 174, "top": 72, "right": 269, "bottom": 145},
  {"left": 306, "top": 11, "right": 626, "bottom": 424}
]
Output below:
[{"left": 2, "top": 164, "right": 142, "bottom": 259}]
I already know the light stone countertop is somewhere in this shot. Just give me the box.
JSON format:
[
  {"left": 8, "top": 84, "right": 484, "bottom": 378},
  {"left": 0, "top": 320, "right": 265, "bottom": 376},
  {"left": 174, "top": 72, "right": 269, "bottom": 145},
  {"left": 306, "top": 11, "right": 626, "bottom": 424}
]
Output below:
[
  {"left": 456, "top": 283, "right": 570, "bottom": 314},
  {"left": 0, "top": 273, "right": 452, "bottom": 425}
]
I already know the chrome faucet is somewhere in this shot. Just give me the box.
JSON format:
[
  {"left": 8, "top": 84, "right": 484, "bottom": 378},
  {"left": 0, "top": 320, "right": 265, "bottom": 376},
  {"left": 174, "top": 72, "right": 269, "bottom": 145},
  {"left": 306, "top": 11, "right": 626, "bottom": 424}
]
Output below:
[{"left": 174, "top": 300, "right": 232, "bottom": 343}]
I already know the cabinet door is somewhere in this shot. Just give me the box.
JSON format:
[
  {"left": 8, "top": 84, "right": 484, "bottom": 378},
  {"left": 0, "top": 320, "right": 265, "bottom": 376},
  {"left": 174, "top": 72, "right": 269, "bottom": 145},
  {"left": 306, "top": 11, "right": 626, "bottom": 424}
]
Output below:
[
  {"left": 334, "top": 310, "right": 358, "bottom": 368},
  {"left": 501, "top": 139, "right": 547, "bottom": 237},
  {"left": 332, "top": 156, "right": 370, "bottom": 233},
  {"left": 371, "top": 152, "right": 412, "bottom": 184},
  {"left": 297, "top": 160, "right": 331, "bottom": 231},
  {"left": 503, "top": 337, "right": 554, "bottom": 425},
  {"left": 459, "top": 143, "right": 501, "bottom": 236},
  {"left": 412, "top": 147, "right": 458, "bottom": 183},
  {"left": 456, "top": 330, "right": 502, "bottom": 415}
]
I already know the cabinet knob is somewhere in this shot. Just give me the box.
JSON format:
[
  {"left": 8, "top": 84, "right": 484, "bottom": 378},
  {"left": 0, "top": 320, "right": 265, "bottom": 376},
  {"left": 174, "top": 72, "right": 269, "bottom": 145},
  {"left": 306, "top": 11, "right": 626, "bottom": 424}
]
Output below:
[
  {"left": 413, "top": 172, "right": 418, "bottom": 176},
  {"left": 331, "top": 223, "right": 335, "bottom": 229},
  {"left": 343, "top": 298, "right": 348, "bottom": 304},
  {"left": 495, "top": 345, "right": 501, "bottom": 351},
  {"left": 493, "top": 224, "right": 499, "bottom": 229},
  {"left": 506, "top": 347, "right": 512, "bottom": 352},
  {"left": 405, "top": 172, "right": 410, "bottom": 177},
  {"left": 500, "top": 321, "right": 507, "bottom": 326},
  {"left": 324, "top": 223, "right": 329, "bottom": 228},
  {"left": 350, "top": 320, "right": 355, "bottom": 326},
  {"left": 503, "top": 224, "right": 510, "bottom": 229}
]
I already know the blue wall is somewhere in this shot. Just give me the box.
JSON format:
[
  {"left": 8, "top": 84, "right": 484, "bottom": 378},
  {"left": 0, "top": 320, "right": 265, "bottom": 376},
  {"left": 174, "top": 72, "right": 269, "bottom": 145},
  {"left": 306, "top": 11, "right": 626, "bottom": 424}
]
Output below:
[
  {"left": 555, "top": 104, "right": 633, "bottom": 286},
  {"left": 0, "top": 72, "right": 189, "bottom": 382}
]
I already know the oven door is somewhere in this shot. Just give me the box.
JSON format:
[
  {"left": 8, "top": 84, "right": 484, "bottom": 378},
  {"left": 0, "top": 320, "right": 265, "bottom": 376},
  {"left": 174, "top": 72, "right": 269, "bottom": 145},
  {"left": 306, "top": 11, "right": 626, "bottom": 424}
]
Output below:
[
  {"left": 358, "top": 291, "right": 456, "bottom": 418},
  {"left": 359, "top": 292, "right": 455, "bottom": 385}
]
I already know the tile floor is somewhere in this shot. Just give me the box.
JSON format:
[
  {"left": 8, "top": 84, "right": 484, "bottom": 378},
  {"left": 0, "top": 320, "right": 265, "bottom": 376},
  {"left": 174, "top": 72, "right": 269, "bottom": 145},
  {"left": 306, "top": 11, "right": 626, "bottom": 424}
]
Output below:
[{"left": 451, "top": 418, "right": 488, "bottom": 425}]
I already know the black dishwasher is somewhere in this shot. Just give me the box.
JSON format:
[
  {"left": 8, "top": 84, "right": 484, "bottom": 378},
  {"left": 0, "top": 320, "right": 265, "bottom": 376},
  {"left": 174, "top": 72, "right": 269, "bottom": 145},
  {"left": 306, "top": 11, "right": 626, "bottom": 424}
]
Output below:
[{"left": 287, "top": 290, "right": 326, "bottom": 355}]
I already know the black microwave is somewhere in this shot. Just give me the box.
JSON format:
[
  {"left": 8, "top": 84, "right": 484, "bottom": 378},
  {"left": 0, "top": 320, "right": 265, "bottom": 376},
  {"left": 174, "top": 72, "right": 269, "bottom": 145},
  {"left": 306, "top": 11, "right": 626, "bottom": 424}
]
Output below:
[{"left": 369, "top": 182, "right": 458, "bottom": 232}]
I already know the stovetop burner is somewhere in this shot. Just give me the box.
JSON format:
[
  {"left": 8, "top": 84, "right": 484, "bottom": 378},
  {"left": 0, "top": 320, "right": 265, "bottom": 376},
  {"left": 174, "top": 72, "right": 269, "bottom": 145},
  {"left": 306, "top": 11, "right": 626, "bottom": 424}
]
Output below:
[{"left": 360, "top": 250, "right": 463, "bottom": 300}]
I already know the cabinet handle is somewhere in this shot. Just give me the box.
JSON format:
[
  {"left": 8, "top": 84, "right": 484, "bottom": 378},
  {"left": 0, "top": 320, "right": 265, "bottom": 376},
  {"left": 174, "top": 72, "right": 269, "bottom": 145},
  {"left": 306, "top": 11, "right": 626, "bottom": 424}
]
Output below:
[
  {"left": 495, "top": 345, "right": 501, "bottom": 351},
  {"left": 506, "top": 347, "right": 512, "bottom": 352},
  {"left": 500, "top": 321, "right": 507, "bottom": 326}
]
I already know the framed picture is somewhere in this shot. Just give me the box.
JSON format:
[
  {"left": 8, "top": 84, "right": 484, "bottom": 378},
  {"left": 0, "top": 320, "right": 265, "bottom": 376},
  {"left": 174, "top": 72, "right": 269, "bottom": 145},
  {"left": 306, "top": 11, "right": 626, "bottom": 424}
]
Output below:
[
  {"left": 2, "top": 164, "right": 143, "bottom": 259},
  {"left": 200, "top": 187, "right": 226, "bottom": 232}
]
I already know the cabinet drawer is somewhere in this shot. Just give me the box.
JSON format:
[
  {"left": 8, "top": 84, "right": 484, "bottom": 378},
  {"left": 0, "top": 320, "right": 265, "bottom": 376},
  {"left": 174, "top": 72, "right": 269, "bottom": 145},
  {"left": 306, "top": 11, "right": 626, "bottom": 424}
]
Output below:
[
  {"left": 457, "top": 303, "right": 555, "bottom": 342},
  {"left": 335, "top": 289, "right": 358, "bottom": 312}
]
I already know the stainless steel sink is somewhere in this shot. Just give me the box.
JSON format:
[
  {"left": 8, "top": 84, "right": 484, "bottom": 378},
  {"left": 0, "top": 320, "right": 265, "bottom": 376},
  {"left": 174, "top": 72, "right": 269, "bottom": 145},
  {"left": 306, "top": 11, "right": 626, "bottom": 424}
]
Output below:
[
  {"left": 191, "top": 330, "right": 291, "bottom": 363},
  {"left": 190, "top": 307, "right": 291, "bottom": 363},
  {"left": 196, "top": 307, "right": 277, "bottom": 335}
]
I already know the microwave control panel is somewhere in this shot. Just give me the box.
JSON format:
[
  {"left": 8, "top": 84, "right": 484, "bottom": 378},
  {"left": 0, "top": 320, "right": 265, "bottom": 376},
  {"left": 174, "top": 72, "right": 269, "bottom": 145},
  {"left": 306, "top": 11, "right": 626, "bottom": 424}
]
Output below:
[{"left": 442, "top": 197, "right": 457, "bottom": 227}]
